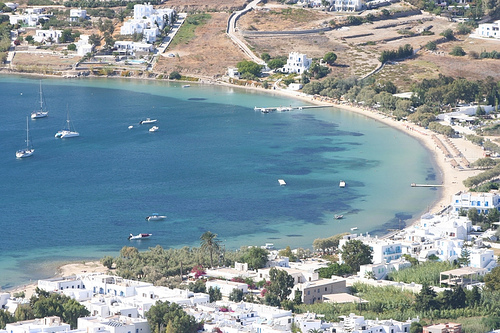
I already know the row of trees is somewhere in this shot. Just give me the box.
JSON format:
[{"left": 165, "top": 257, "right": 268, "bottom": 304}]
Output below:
[{"left": 379, "top": 44, "right": 414, "bottom": 63}]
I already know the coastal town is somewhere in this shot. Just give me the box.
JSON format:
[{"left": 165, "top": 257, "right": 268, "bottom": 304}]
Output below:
[{"left": 3, "top": 0, "right": 500, "bottom": 331}]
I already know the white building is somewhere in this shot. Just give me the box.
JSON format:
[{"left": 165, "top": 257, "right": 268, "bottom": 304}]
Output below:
[
  {"left": 5, "top": 2, "right": 19, "bottom": 10},
  {"left": 34, "top": 29, "right": 62, "bottom": 44},
  {"left": 77, "top": 315, "right": 150, "bottom": 333},
  {"left": 9, "top": 14, "right": 40, "bottom": 26},
  {"left": 114, "top": 41, "right": 153, "bottom": 55},
  {"left": 330, "top": 313, "right": 416, "bottom": 333},
  {"left": 451, "top": 191, "right": 500, "bottom": 214},
  {"left": 358, "top": 258, "right": 411, "bottom": 280},
  {"left": 120, "top": 4, "right": 176, "bottom": 44},
  {"left": 332, "top": 0, "right": 365, "bottom": 11},
  {"left": 69, "top": 8, "right": 87, "bottom": 21},
  {"left": 38, "top": 276, "right": 85, "bottom": 292},
  {"left": 257, "top": 267, "right": 318, "bottom": 285},
  {"left": 5, "top": 317, "right": 71, "bottom": 333},
  {"left": 469, "top": 247, "right": 497, "bottom": 271},
  {"left": 205, "top": 279, "right": 248, "bottom": 297},
  {"left": 282, "top": 52, "right": 312, "bottom": 74},
  {"left": 475, "top": 20, "right": 500, "bottom": 39},
  {"left": 338, "top": 234, "right": 403, "bottom": 264},
  {"left": 76, "top": 35, "right": 93, "bottom": 56}
]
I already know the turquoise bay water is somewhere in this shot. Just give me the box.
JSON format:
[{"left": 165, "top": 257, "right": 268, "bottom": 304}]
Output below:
[{"left": 0, "top": 76, "right": 440, "bottom": 289}]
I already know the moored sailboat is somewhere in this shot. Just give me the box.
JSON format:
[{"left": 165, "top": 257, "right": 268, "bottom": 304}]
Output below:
[
  {"left": 55, "top": 110, "right": 79, "bottom": 138},
  {"left": 31, "top": 81, "right": 49, "bottom": 119},
  {"left": 16, "top": 116, "right": 34, "bottom": 158}
]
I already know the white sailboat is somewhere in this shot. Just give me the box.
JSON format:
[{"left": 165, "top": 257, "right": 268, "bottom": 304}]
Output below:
[
  {"left": 55, "top": 111, "right": 79, "bottom": 138},
  {"left": 31, "top": 81, "right": 49, "bottom": 119},
  {"left": 16, "top": 116, "right": 34, "bottom": 158}
]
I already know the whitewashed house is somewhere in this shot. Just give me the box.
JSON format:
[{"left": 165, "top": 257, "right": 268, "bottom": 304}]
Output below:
[
  {"left": 332, "top": 0, "right": 365, "bottom": 11},
  {"left": 338, "top": 234, "right": 403, "bottom": 264},
  {"left": 76, "top": 35, "right": 93, "bottom": 56},
  {"left": 34, "top": 29, "right": 62, "bottom": 44},
  {"left": 38, "top": 276, "right": 85, "bottom": 292},
  {"left": 358, "top": 258, "right": 411, "bottom": 280},
  {"left": 5, "top": 2, "right": 19, "bottom": 10},
  {"left": 330, "top": 313, "right": 416, "bottom": 333},
  {"left": 475, "top": 20, "right": 500, "bottom": 39},
  {"left": 257, "top": 267, "right": 318, "bottom": 285},
  {"left": 120, "top": 4, "right": 176, "bottom": 43},
  {"left": 205, "top": 279, "right": 248, "bottom": 297},
  {"left": 77, "top": 315, "right": 150, "bottom": 333},
  {"left": 114, "top": 41, "right": 153, "bottom": 56},
  {"left": 469, "top": 247, "right": 497, "bottom": 271},
  {"left": 9, "top": 14, "right": 40, "bottom": 26},
  {"left": 69, "top": 8, "right": 87, "bottom": 22},
  {"left": 5, "top": 317, "right": 70, "bottom": 333},
  {"left": 451, "top": 191, "right": 500, "bottom": 214},
  {"left": 282, "top": 52, "right": 312, "bottom": 74}
]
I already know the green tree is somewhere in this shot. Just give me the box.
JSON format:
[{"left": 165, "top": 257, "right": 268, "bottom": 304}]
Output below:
[
  {"left": 241, "top": 247, "right": 268, "bottom": 270},
  {"left": 208, "top": 286, "right": 222, "bottom": 303},
  {"left": 414, "top": 283, "right": 438, "bottom": 311},
  {"left": 457, "top": 247, "right": 470, "bottom": 267},
  {"left": 410, "top": 322, "right": 423, "bottom": 333},
  {"left": 228, "top": 288, "right": 244, "bottom": 302},
  {"left": 145, "top": 300, "right": 198, "bottom": 333},
  {"left": 340, "top": 240, "right": 373, "bottom": 273},
  {"left": 14, "top": 304, "right": 34, "bottom": 321},
  {"left": 89, "top": 33, "right": 101, "bottom": 46},
  {"left": 188, "top": 279, "right": 206, "bottom": 293},
  {"left": 169, "top": 71, "right": 181, "bottom": 80},
  {"left": 268, "top": 267, "right": 295, "bottom": 303},
  {"left": 323, "top": 52, "right": 337, "bottom": 65},
  {"left": 236, "top": 60, "right": 262, "bottom": 77},
  {"left": 67, "top": 43, "right": 76, "bottom": 51},
  {"left": 0, "top": 309, "right": 15, "bottom": 329},
  {"left": 267, "top": 58, "right": 285, "bottom": 70},
  {"left": 62, "top": 298, "right": 90, "bottom": 328},
  {"left": 450, "top": 46, "right": 466, "bottom": 56},
  {"left": 426, "top": 41, "right": 437, "bottom": 51},
  {"left": 278, "top": 246, "right": 297, "bottom": 262},
  {"left": 488, "top": 208, "right": 500, "bottom": 223},
  {"left": 261, "top": 52, "right": 271, "bottom": 62},
  {"left": 441, "top": 29, "right": 454, "bottom": 40},
  {"left": 200, "top": 231, "right": 221, "bottom": 268},
  {"left": 318, "top": 263, "right": 352, "bottom": 278},
  {"left": 466, "top": 285, "right": 481, "bottom": 306},
  {"left": 467, "top": 208, "right": 481, "bottom": 224},
  {"left": 100, "top": 256, "right": 113, "bottom": 269},
  {"left": 485, "top": 266, "right": 500, "bottom": 291}
]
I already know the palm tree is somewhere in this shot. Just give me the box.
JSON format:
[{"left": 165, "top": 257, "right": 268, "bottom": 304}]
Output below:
[{"left": 200, "top": 231, "right": 221, "bottom": 268}]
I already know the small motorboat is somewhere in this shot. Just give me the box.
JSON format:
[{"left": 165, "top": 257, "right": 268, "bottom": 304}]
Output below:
[
  {"left": 351, "top": 227, "right": 358, "bottom": 231},
  {"left": 278, "top": 179, "right": 286, "bottom": 186},
  {"left": 149, "top": 126, "right": 159, "bottom": 132},
  {"left": 128, "top": 233, "right": 152, "bottom": 240},
  {"left": 139, "top": 118, "right": 157, "bottom": 125},
  {"left": 334, "top": 214, "right": 343, "bottom": 220},
  {"left": 339, "top": 180, "right": 346, "bottom": 188},
  {"left": 182, "top": 84, "right": 191, "bottom": 88},
  {"left": 128, "top": 125, "right": 134, "bottom": 129},
  {"left": 146, "top": 214, "right": 166, "bottom": 221}
]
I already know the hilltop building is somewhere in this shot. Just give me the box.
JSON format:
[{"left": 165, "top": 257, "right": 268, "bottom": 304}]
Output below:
[
  {"left": 282, "top": 52, "right": 312, "bottom": 74},
  {"left": 475, "top": 20, "right": 500, "bottom": 39},
  {"left": 120, "top": 4, "right": 175, "bottom": 43}
]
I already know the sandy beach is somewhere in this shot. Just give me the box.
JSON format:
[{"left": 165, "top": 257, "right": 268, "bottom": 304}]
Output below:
[{"left": 6, "top": 261, "right": 108, "bottom": 298}]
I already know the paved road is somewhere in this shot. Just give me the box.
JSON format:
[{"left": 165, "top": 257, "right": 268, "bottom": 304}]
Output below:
[{"left": 226, "top": 0, "right": 266, "bottom": 65}]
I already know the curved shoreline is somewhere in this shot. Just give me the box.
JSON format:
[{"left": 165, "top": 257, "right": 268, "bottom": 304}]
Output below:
[{"left": 1, "top": 73, "right": 484, "bottom": 294}]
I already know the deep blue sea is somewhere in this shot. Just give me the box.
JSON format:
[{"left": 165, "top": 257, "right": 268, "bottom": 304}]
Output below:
[{"left": 0, "top": 76, "right": 440, "bottom": 289}]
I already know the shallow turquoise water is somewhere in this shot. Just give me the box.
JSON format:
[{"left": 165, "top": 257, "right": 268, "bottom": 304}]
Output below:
[{"left": 0, "top": 76, "right": 440, "bottom": 289}]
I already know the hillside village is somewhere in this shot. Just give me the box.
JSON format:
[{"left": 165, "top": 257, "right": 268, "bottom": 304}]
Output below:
[{"left": 3, "top": 0, "right": 500, "bottom": 331}]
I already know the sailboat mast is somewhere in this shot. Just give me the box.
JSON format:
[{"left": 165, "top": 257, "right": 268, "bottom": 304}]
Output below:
[
  {"left": 39, "top": 81, "right": 43, "bottom": 111},
  {"left": 26, "top": 116, "right": 30, "bottom": 148}
]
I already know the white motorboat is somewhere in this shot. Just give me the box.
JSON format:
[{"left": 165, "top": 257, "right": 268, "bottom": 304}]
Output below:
[
  {"left": 31, "top": 81, "right": 49, "bottom": 119},
  {"left": 55, "top": 111, "right": 79, "bottom": 138},
  {"left": 351, "top": 227, "right": 358, "bottom": 231},
  {"left": 128, "top": 233, "right": 152, "bottom": 240},
  {"left": 278, "top": 179, "right": 286, "bottom": 186},
  {"left": 146, "top": 214, "right": 166, "bottom": 221},
  {"left": 339, "top": 180, "right": 346, "bottom": 188},
  {"left": 334, "top": 214, "right": 343, "bottom": 220},
  {"left": 128, "top": 125, "right": 134, "bottom": 129},
  {"left": 182, "top": 84, "right": 191, "bottom": 88},
  {"left": 149, "top": 126, "right": 159, "bottom": 132},
  {"left": 139, "top": 118, "right": 157, "bottom": 125},
  {"left": 16, "top": 116, "right": 34, "bottom": 158}
]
